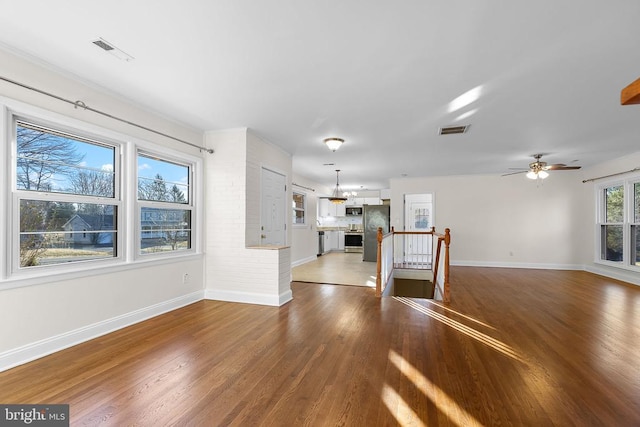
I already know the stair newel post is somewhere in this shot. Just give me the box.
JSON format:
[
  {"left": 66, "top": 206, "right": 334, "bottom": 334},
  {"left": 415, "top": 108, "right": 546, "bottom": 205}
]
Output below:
[
  {"left": 443, "top": 228, "right": 451, "bottom": 303},
  {"left": 376, "top": 227, "right": 383, "bottom": 297}
]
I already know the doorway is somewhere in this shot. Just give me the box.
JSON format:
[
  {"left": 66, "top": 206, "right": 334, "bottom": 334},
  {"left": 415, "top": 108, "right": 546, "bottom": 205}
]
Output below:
[
  {"left": 261, "top": 167, "right": 286, "bottom": 246},
  {"left": 403, "top": 193, "right": 434, "bottom": 262}
]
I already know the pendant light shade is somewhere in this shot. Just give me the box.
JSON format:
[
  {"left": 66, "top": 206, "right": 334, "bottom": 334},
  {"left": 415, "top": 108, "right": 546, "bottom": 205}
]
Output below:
[{"left": 328, "top": 170, "right": 347, "bottom": 204}]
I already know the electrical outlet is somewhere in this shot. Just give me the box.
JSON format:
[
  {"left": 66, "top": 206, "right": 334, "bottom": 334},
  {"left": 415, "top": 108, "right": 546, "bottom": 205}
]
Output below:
[{"left": 182, "top": 273, "right": 190, "bottom": 284}]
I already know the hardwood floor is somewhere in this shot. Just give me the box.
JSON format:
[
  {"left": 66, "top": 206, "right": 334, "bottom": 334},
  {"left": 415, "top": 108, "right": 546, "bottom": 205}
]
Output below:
[{"left": 1, "top": 267, "right": 639, "bottom": 426}]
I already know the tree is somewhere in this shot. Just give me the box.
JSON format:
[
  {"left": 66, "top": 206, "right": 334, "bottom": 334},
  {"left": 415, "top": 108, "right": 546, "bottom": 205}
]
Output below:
[
  {"left": 17, "top": 125, "right": 85, "bottom": 191},
  {"left": 69, "top": 170, "right": 114, "bottom": 198},
  {"left": 169, "top": 184, "right": 186, "bottom": 203},
  {"left": 139, "top": 173, "right": 169, "bottom": 201}
]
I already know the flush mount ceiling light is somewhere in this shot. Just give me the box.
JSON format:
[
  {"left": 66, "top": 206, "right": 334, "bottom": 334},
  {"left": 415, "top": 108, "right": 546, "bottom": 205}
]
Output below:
[
  {"left": 323, "top": 137, "right": 344, "bottom": 152},
  {"left": 328, "top": 170, "right": 348, "bottom": 204}
]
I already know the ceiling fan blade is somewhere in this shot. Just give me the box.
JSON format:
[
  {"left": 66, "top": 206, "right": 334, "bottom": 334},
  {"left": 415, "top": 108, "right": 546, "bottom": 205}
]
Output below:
[
  {"left": 546, "top": 164, "right": 581, "bottom": 170},
  {"left": 508, "top": 168, "right": 529, "bottom": 171},
  {"left": 502, "top": 170, "right": 527, "bottom": 176}
]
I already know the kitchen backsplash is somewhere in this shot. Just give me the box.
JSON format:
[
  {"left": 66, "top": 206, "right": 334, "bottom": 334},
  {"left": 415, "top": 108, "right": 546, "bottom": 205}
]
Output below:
[{"left": 318, "top": 215, "right": 362, "bottom": 228}]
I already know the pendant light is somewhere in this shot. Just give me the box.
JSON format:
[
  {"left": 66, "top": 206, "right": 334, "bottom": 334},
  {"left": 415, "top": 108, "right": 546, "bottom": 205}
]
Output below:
[{"left": 328, "top": 170, "right": 348, "bottom": 204}]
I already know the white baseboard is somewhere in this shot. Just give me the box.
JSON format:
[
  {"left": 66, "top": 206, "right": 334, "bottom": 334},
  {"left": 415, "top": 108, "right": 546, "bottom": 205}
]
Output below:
[
  {"left": 584, "top": 264, "right": 640, "bottom": 286},
  {"left": 0, "top": 291, "right": 204, "bottom": 373},
  {"left": 291, "top": 255, "right": 318, "bottom": 268},
  {"left": 451, "top": 260, "right": 583, "bottom": 270},
  {"left": 205, "top": 288, "right": 292, "bottom": 306}
]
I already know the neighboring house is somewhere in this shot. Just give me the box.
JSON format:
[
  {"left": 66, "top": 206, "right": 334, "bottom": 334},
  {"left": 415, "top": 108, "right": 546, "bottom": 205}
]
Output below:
[
  {"left": 63, "top": 213, "right": 114, "bottom": 245},
  {"left": 140, "top": 208, "right": 189, "bottom": 240}
]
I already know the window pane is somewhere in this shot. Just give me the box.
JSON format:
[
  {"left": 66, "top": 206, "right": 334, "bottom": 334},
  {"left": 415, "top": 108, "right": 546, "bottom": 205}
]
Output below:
[
  {"left": 20, "top": 200, "right": 116, "bottom": 267},
  {"left": 140, "top": 207, "right": 191, "bottom": 253},
  {"left": 604, "top": 185, "right": 623, "bottom": 223},
  {"left": 138, "top": 154, "right": 189, "bottom": 203},
  {"left": 293, "top": 193, "right": 304, "bottom": 210},
  {"left": 17, "top": 122, "right": 115, "bottom": 197},
  {"left": 635, "top": 182, "right": 640, "bottom": 223},
  {"left": 293, "top": 192, "right": 305, "bottom": 224},
  {"left": 632, "top": 225, "right": 640, "bottom": 266},
  {"left": 600, "top": 224, "right": 623, "bottom": 262}
]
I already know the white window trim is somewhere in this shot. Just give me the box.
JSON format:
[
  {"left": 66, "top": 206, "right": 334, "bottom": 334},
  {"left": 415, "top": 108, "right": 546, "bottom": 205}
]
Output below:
[
  {"left": 0, "top": 96, "right": 203, "bottom": 290},
  {"left": 135, "top": 148, "right": 197, "bottom": 260},
  {"left": 594, "top": 175, "right": 640, "bottom": 271}
]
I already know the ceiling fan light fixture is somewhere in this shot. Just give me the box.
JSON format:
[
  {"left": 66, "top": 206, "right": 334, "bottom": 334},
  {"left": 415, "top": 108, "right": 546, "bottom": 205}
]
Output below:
[
  {"left": 323, "top": 137, "right": 344, "bottom": 152},
  {"left": 526, "top": 170, "right": 549, "bottom": 180}
]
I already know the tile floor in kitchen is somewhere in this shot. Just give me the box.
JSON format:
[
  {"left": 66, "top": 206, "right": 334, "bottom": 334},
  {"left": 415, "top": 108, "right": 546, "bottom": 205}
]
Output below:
[{"left": 291, "top": 252, "right": 376, "bottom": 287}]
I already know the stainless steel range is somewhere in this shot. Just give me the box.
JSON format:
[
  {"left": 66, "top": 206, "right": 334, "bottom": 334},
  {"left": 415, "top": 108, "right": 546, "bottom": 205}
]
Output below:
[{"left": 344, "top": 230, "right": 363, "bottom": 253}]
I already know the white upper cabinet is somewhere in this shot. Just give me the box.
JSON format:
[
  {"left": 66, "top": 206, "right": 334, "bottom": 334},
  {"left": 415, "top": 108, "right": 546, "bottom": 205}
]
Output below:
[{"left": 318, "top": 198, "right": 346, "bottom": 217}]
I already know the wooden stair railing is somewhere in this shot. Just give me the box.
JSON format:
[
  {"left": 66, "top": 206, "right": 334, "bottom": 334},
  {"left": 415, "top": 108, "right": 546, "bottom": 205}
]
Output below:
[
  {"left": 432, "top": 228, "right": 451, "bottom": 303},
  {"left": 375, "top": 227, "right": 451, "bottom": 302}
]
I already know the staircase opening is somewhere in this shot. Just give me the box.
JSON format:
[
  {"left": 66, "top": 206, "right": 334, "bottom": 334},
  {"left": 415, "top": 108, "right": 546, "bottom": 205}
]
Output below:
[{"left": 392, "top": 278, "right": 434, "bottom": 298}]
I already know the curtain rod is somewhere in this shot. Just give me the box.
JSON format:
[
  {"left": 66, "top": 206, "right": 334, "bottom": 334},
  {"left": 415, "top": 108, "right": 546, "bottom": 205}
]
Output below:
[
  {"left": 292, "top": 182, "right": 315, "bottom": 192},
  {"left": 0, "top": 75, "right": 213, "bottom": 154},
  {"left": 582, "top": 167, "right": 640, "bottom": 183}
]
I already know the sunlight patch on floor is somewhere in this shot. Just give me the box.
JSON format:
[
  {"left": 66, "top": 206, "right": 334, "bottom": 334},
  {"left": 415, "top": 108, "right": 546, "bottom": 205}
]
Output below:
[
  {"left": 381, "top": 383, "right": 426, "bottom": 427},
  {"left": 394, "top": 297, "right": 522, "bottom": 362},
  {"left": 426, "top": 300, "right": 496, "bottom": 330},
  {"left": 387, "top": 349, "right": 483, "bottom": 427}
]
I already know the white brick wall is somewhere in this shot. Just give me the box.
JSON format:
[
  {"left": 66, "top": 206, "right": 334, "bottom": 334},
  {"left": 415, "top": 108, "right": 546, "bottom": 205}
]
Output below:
[{"left": 203, "top": 128, "right": 293, "bottom": 306}]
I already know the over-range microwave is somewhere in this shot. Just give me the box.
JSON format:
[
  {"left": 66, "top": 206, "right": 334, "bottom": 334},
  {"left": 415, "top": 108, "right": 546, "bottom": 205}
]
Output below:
[{"left": 345, "top": 206, "right": 363, "bottom": 216}]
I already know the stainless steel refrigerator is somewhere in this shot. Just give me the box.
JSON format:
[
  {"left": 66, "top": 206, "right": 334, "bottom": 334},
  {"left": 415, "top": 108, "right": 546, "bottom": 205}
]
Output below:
[{"left": 362, "top": 204, "right": 390, "bottom": 262}]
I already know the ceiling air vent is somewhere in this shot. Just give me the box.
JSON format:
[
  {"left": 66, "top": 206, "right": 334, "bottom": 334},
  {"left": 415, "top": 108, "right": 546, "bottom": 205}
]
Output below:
[
  {"left": 92, "top": 39, "right": 114, "bottom": 51},
  {"left": 439, "top": 125, "right": 469, "bottom": 135},
  {"left": 91, "top": 38, "right": 134, "bottom": 61}
]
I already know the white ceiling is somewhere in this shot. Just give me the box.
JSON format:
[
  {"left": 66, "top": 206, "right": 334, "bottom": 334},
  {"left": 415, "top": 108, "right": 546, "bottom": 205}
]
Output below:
[{"left": 0, "top": 1, "right": 639, "bottom": 191}]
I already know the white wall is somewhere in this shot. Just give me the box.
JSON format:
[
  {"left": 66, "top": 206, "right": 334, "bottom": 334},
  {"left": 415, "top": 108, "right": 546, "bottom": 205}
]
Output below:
[
  {"left": 204, "top": 129, "right": 293, "bottom": 306},
  {"left": 291, "top": 174, "right": 327, "bottom": 266},
  {"left": 390, "top": 172, "right": 588, "bottom": 269},
  {"left": 246, "top": 130, "right": 293, "bottom": 247},
  {"left": 0, "top": 48, "right": 206, "bottom": 371}
]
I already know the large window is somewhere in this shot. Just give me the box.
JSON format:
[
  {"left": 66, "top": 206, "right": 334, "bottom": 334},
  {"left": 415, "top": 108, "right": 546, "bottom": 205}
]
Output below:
[
  {"left": 3, "top": 104, "right": 201, "bottom": 283},
  {"left": 596, "top": 178, "right": 640, "bottom": 267},
  {"left": 14, "top": 121, "right": 119, "bottom": 269},
  {"left": 137, "top": 152, "right": 193, "bottom": 255}
]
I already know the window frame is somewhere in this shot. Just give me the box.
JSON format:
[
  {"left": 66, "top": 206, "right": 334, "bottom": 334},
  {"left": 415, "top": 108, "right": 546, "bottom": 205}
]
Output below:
[
  {"left": 292, "top": 191, "right": 306, "bottom": 226},
  {"left": 135, "top": 149, "right": 196, "bottom": 259},
  {"left": 595, "top": 176, "right": 640, "bottom": 270},
  {"left": 10, "top": 115, "right": 124, "bottom": 276},
  {"left": 0, "top": 97, "right": 203, "bottom": 288}
]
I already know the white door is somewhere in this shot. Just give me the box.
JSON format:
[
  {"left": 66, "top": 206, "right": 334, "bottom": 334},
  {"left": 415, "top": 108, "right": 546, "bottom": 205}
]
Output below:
[
  {"left": 261, "top": 168, "right": 286, "bottom": 246},
  {"left": 404, "top": 193, "right": 433, "bottom": 265}
]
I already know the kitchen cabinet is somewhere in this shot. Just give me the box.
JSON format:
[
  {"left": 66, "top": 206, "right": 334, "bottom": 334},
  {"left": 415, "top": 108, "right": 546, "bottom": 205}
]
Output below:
[
  {"left": 318, "top": 198, "right": 346, "bottom": 217},
  {"left": 321, "top": 230, "right": 343, "bottom": 252},
  {"left": 364, "top": 197, "right": 381, "bottom": 205},
  {"left": 323, "top": 231, "right": 332, "bottom": 254},
  {"left": 322, "top": 230, "right": 340, "bottom": 253},
  {"left": 350, "top": 197, "right": 381, "bottom": 206}
]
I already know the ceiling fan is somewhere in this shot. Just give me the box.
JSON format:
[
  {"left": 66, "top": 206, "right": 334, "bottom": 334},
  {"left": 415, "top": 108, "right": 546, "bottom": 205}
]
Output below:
[{"left": 503, "top": 154, "right": 581, "bottom": 179}]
